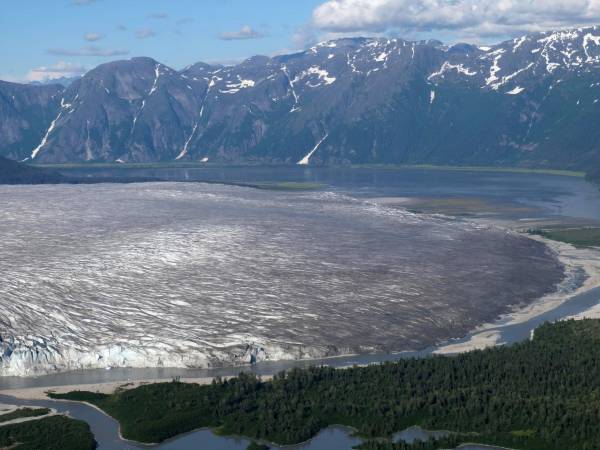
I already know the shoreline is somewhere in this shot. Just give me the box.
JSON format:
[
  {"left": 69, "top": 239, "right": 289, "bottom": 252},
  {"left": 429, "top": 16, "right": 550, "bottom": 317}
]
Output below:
[
  {"left": 434, "top": 224, "right": 600, "bottom": 354},
  {"left": 0, "top": 375, "right": 272, "bottom": 402},
  {"left": 32, "top": 162, "right": 587, "bottom": 178}
]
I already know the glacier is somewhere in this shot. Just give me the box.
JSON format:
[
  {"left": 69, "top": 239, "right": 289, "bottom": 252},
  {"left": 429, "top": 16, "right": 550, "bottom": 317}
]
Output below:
[{"left": 0, "top": 183, "right": 564, "bottom": 376}]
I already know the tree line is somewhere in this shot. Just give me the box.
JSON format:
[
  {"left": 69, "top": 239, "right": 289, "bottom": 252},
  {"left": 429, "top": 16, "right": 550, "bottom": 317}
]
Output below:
[{"left": 52, "top": 319, "right": 600, "bottom": 449}]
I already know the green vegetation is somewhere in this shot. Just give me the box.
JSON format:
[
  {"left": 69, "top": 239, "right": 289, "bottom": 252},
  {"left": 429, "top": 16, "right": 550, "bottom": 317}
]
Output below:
[
  {"left": 246, "top": 442, "right": 270, "bottom": 450},
  {"left": 350, "top": 164, "right": 586, "bottom": 178},
  {"left": 528, "top": 227, "right": 600, "bottom": 247},
  {"left": 0, "top": 415, "right": 96, "bottom": 450},
  {"left": 0, "top": 408, "right": 49, "bottom": 423},
  {"left": 50, "top": 319, "right": 600, "bottom": 449}
]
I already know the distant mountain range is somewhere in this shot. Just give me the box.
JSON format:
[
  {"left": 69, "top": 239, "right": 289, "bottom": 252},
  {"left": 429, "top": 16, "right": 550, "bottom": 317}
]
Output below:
[
  {"left": 29, "top": 76, "right": 81, "bottom": 87},
  {"left": 3, "top": 26, "right": 600, "bottom": 173}
]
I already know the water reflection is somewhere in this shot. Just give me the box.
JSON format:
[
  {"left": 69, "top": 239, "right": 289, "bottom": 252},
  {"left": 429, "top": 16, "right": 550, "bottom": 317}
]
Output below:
[
  {"left": 61, "top": 166, "right": 600, "bottom": 221},
  {"left": 0, "top": 393, "right": 361, "bottom": 450}
]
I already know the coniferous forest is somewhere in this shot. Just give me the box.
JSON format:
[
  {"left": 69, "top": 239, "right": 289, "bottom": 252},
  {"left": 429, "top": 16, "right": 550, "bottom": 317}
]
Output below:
[
  {"left": 0, "top": 415, "right": 96, "bottom": 450},
  {"left": 51, "top": 319, "right": 600, "bottom": 450}
]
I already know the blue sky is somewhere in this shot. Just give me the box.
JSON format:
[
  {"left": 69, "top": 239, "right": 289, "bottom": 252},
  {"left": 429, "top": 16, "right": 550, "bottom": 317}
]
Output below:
[
  {"left": 1, "top": 0, "right": 324, "bottom": 82},
  {"left": 2, "top": 0, "right": 599, "bottom": 82}
]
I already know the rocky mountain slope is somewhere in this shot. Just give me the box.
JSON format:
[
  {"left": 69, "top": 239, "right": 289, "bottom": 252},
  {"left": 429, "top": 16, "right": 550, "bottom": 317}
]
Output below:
[
  {"left": 0, "top": 81, "right": 62, "bottom": 160},
  {"left": 3, "top": 26, "right": 600, "bottom": 170}
]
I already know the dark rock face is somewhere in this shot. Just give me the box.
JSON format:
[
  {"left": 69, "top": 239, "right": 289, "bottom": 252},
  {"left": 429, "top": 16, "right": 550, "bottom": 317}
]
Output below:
[
  {"left": 0, "top": 81, "right": 63, "bottom": 161},
  {"left": 25, "top": 57, "right": 209, "bottom": 163},
  {"left": 3, "top": 26, "right": 600, "bottom": 169}
]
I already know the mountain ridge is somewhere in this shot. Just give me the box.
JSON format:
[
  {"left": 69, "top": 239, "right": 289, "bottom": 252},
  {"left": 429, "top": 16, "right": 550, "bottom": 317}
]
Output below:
[{"left": 3, "top": 25, "right": 600, "bottom": 172}]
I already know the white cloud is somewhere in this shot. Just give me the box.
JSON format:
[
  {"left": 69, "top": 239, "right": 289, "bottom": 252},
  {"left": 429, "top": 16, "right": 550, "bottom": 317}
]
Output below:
[
  {"left": 47, "top": 46, "right": 129, "bottom": 57},
  {"left": 312, "top": 0, "right": 600, "bottom": 39},
  {"left": 136, "top": 28, "right": 157, "bottom": 39},
  {"left": 218, "top": 25, "right": 265, "bottom": 40},
  {"left": 25, "top": 62, "right": 87, "bottom": 82},
  {"left": 84, "top": 32, "right": 104, "bottom": 42},
  {"left": 292, "top": 25, "right": 319, "bottom": 48},
  {"left": 147, "top": 12, "right": 169, "bottom": 20},
  {"left": 176, "top": 17, "right": 194, "bottom": 25}
]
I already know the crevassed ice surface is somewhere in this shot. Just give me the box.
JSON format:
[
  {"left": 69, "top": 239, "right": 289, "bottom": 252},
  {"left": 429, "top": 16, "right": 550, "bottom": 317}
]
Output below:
[{"left": 0, "top": 183, "right": 563, "bottom": 376}]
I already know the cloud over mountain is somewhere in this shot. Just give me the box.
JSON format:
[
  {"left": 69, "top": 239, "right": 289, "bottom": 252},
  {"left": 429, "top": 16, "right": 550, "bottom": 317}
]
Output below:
[
  {"left": 312, "top": 0, "right": 600, "bottom": 39},
  {"left": 26, "top": 61, "right": 87, "bottom": 82}
]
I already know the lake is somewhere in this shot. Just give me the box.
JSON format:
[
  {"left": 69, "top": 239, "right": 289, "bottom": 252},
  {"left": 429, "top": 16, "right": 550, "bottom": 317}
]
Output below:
[{"left": 60, "top": 165, "right": 600, "bottom": 221}]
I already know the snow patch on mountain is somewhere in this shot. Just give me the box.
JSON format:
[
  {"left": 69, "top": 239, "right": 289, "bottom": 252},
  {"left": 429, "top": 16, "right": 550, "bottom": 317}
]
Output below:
[
  {"left": 148, "top": 64, "right": 161, "bottom": 96},
  {"left": 297, "top": 133, "right": 328, "bottom": 165},
  {"left": 281, "top": 65, "right": 301, "bottom": 112},
  {"left": 489, "top": 63, "right": 534, "bottom": 90},
  {"left": 30, "top": 110, "right": 63, "bottom": 159},
  {"left": 485, "top": 49, "right": 505, "bottom": 86},
  {"left": 176, "top": 124, "right": 198, "bottom": 160},
  {"left": 375, "top": 51, "right": 388, "bottom": 62},
  {"left": 428, "top": 61, "right": 477, "bottom": 81},
  {"left": 293, "top": 66, "right": 336, "bottom": 87},
  {"left": 506, "top": 86, "right": 525, "bottom": 95},
  {"left": 220, "top": 76, "right": 256, "bottom": 94},
  {"left": 512, "top": 36, "right": 527, "bottom": 52},
  {"left": 583, "top": 33, "right": 600, "bottom": 62}
]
